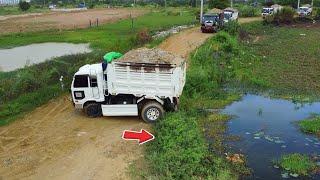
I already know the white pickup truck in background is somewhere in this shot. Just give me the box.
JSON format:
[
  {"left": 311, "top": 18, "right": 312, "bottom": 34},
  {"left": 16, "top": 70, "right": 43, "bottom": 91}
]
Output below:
[
  {"left": 71, "top": 48, "right": 186, "bottom": 122},
  {"left": 298, "top": 5, "right": 312, "bottom": 17}
]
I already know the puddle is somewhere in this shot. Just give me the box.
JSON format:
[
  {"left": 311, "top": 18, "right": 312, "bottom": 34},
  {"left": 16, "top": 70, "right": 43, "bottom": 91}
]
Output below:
[
  {"left": 222, "top": 94, "right": 320, "bottom": 179},
  {"left": 0, "top": 43, "right": 92, "bottom": 72}
]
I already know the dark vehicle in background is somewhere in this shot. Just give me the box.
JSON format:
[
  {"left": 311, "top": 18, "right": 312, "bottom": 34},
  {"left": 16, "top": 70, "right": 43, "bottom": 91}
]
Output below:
[
  {"left": 201, "top": 13, "right": 223, "bottom": 33},
  {"left": 78, "top": 2, "right": 86, "bottom": 8}
]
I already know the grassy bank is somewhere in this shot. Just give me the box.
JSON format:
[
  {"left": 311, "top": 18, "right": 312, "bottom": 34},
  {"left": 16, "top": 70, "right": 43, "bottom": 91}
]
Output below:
[
  {"left": 132, "top": 32, "right": 250, "bottom": 179},
  {"left": 139, "top": 21, "right": 320, "bottom": 179},
  {"left": 299, "top": 115, "right": 320, "bottom": 136},
  {"left": 229, "top": 22, "right": 320, "bottom": 99},
  {"left": 0, "top": 9, "right": 195, "bottom": 125},
  {"left": 0, "top": 9, "right": 194, "bottom": 49},
  {"left": 0, "top": 6, "right": 49, "bottom": 16},
  {"left": 276, "top": 153, "right": 317, "bottom": 176}
]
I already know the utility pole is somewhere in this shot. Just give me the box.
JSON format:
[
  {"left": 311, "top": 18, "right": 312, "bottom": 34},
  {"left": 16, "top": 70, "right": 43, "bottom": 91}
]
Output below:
[
  {"left": 200, "top": 0, "right": 203, "bottom": 23},
  {"left": 297, "top": 0, "right": 300, "bottom": 9},
  {"left": 231, "top": 0, "right": 233, "bottom": 8},
  {"left": 311, "top": 0, "right": 314, "bottom": 7}
]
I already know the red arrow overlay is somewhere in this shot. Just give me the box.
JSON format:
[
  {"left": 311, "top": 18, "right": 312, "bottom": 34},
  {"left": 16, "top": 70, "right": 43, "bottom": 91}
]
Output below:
[{"left": 122, "top": 129, "right": 155, "bottom": 145}]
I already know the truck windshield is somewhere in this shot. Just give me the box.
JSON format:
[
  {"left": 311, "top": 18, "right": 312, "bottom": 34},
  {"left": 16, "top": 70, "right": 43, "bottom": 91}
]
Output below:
[
  {"left": 224, "top": 13, "right": 232, "bottom": 19},
  {"left": 262, "top": 9, "right": 271, "bottom": 13},
  {"left": 299, "top": 8, "right": 308, "bottom": 12},
  {"left": 74, "top": 75, "right": 88, "bottom": 88},
  {"left": 203, "top": 15, "right": 218, "bottom": 22}
]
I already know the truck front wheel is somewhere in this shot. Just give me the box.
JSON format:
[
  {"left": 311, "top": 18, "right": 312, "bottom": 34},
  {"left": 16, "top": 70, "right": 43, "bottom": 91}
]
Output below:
[
  {"left": 84, "top": 103, "right": 102, "bottom": 118},
  {"left": 141, "top": 102, "right": 164, "bottom": 123}
]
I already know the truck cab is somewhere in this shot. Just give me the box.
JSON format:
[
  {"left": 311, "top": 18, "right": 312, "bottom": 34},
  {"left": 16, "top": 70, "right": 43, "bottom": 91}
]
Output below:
[
  {"left": 262, "top": 7, "right": 274, "bottom": 18},
  {"left": 201, "top": 13, "right": 222, "bottom": 33},
  {"left": 298, "top": 6, "right": 312, "bottom": 17}
]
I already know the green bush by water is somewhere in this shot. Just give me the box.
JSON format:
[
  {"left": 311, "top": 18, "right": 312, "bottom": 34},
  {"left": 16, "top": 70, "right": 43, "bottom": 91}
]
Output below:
[
  {"left": 277, "top": 153, "right": 317, "bottom": 175},
  {"left": 299, "top": 116, "right": 320, "bottom": 136}
]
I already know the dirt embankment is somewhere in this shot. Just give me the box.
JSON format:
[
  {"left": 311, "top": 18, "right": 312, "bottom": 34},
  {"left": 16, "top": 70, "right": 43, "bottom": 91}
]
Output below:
[{"left": 0, "top": 8, "right": 145, "bottom": 35}]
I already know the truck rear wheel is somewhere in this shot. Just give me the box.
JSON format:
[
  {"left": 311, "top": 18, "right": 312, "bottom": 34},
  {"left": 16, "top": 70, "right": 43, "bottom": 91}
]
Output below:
[
  {"left": 84, "top": 103, "right": 102, "bottom": 118},
  {"left": 141, "top": 102, "right": 164, "bottom": 123}
]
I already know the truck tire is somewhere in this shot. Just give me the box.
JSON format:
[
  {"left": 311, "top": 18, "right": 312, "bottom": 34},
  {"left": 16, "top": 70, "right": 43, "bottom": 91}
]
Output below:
[
  {"left": 84, "top": 103, "right": 102, "bottom": 118},
  {"left": 141, "top": 101, "right": 164, "bottom": 123}
]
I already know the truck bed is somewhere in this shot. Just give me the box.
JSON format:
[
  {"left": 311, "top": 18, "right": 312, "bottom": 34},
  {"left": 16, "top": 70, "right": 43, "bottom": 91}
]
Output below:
[{"left": 106, "top": 61, "right": 186, "bottom": 98}]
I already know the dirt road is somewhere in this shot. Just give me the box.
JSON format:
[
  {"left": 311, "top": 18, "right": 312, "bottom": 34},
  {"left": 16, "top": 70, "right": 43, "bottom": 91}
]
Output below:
[
  {"left": 0, "top": 8, "right": 145, "bottom": 35},
  {"left": 0, "top": 17, "right": 260, "bottom": 180},
  {"left": 159, "top": 27, "right": 213, "bottom": 58},
  {"left": 159, "top": 17, "right": 261, "bottom": 57}
]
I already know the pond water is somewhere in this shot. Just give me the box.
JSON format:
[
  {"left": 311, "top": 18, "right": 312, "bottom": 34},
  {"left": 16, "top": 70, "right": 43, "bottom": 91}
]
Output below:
[
  {"left": 0, "top": 43, "right": 92, "bottom": 72},
  {"left": 222, "top": 94, "right": 320, "bottom": 179}
]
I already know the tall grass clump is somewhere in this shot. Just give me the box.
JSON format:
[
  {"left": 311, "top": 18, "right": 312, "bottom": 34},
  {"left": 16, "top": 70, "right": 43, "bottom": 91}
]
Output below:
[
  {"left": 277, "top": 153, "right": 317, "bottom": 176},
  {"left": 223, "top": 21, "right": 240, "bottom": 36},
  {"left": 184, "top": 32, "right": 238, "bottom": 99},
  {"left": 273, "top": 7, "right": 295, "bottom": 24},
  {"left": 238, "top": 5, "right": 259, "bottom": 17},
  {"left": 298, "top": 115, "right": 320, "bottom": 136}
]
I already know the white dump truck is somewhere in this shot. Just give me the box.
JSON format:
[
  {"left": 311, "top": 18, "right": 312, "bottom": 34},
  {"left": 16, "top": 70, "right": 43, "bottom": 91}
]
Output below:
[
  {"left": 223, "top": 8, "right": 239, "bottom": 23},
  {"left": 262, "top": 4, "right": 282, "bottom": 18},
  {"left": 71, "top": 48, "right": 186, "bottom": 122}
]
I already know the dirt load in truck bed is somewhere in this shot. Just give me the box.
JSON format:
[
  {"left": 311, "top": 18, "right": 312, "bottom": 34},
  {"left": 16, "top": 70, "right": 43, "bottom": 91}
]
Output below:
[{"left": 117, "top": 47, "right": 185, "bottom": 65}]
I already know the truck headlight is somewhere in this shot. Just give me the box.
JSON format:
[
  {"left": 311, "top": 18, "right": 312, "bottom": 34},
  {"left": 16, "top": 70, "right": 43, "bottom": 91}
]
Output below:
[{"left": 74, "top": 91, "right": 85, "bottom": 100}]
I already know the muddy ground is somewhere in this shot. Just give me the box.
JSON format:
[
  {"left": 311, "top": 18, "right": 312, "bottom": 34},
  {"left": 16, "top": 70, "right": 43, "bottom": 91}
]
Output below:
[
  {"left": 0, "top": 8, "right": 145, "bottom": 35},
  {"left": 0, "top": 17, "right": 259, "bottom": 180}
]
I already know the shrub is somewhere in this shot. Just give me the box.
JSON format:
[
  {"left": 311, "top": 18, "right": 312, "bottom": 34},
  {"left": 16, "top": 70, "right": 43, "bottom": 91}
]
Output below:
[
  {"left": 88, "top": 3, "right": 94, "bottom": 9},
  {"left": 239, "top": 5, "right": 258, "bottom": 17},
  {"left": 265, "top": 0, "right": 275, "bottom": 7},
  {"left": 314, "top": 7, "right": 320, "bottom": 20},
  {"left": 223, "top": 21, "right": 240, "bottom": 36},
  {"left": 273, "top": 7, "right": 295, "bottom": 24},
  {"left": 19, "top": 1, "right": 31, "bottom": 11},
  {"left": 130, "top": 29, "right": 152, "bottom": 46},
  {"left": 277, "top": 153, "right": 317, "bottom": 175},
  {"left": 298, "top": 116, "right": 320, "bottom": 135},
  {"left": 263, "top": 14, "right": 274, "bottom": 25},
  {"left": 209, "top": 0, "right": 229, "bottom": 9},
  {"left": 146, "top": 112, "right": 209, "bottom": 179},
  {"left": 238, "top": 28, "right": 250, "bottom": 41},
  {"left": 166, "top": 10, "right": 180, "bottom": 16}
]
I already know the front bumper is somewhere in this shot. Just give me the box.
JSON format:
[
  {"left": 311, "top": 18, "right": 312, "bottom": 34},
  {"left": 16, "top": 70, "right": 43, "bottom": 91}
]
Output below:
[{"left": 201, "top": 26, "right": 217, "bottom": 32}]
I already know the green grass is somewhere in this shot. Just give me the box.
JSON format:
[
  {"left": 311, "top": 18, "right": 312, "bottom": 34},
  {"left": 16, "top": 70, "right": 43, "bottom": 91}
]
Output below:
[
  {"left": 232, "top": 22, "right": 320, "bottom": 98},
  {"left": 0, "top": 10, "right": 195, "bottom": 49},
  {"left": 277, "top": 153, "right": 317, "bottom": 176},
  {"left": 0, "top": 9, "right": 195, "bottom": 125},
  {"left": 0, "top": 6, "right": 49, "bottom": 16},
  {"left": 299, "top": 115, "right": 320, "bottom": 136}
]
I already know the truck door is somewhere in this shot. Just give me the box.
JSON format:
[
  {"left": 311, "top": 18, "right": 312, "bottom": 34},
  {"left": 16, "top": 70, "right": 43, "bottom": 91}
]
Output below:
[{"left": 89, "top": 75, "right": 100, "bottom": 99}]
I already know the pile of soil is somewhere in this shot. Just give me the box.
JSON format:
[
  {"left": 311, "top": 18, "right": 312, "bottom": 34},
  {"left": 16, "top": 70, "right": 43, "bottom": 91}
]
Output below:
[{"left": 117, "top": 47, "right": 185, "bottom": 65}]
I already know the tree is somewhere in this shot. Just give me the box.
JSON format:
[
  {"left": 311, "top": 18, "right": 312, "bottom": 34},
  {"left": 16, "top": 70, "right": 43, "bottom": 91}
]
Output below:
[
  {"left": 19, "top": 1, "right": 31, "bottom": 11},
  {"left": 209, "top": 0, "right": 228, "bottom": 9}
]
